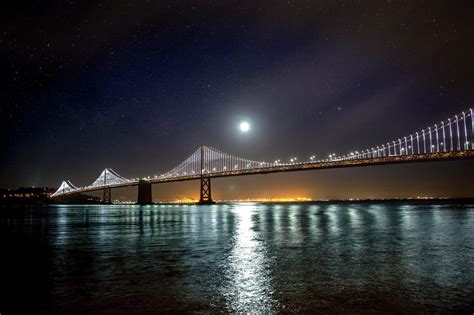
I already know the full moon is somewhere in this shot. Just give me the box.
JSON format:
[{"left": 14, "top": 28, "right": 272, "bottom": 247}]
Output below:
[{"left": 239, "top": 121, "right": 250, "bottom": 132}]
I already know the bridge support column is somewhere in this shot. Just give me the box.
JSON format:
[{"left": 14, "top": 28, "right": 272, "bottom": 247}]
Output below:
[
  {"left": 103, "top": 188, "right": 112, "bottom": 204},
  {"left": 137, "top": 180, "right": 153, "bottom": 205},
  {"left": 199, "top": 176, "right": 215, "bottom": 204}
]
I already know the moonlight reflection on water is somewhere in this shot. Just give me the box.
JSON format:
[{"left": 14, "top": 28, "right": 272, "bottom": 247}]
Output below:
[{"left": 220, "top": 204, "right": 277, "bottom": 312}]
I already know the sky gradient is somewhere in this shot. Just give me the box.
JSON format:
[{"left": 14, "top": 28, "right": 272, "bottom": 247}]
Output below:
[{"left": 2, "top": 1, "right": 474, "bottom": 200}]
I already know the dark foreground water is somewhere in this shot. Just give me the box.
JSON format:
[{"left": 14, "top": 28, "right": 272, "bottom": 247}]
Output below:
[{"left": 1, "top": 203, "right": 474, "bottom": 313}]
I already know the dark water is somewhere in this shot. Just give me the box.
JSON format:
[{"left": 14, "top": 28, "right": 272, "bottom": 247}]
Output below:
[{"left": 1, "top": 203, "right": 474, "bottom": 313}]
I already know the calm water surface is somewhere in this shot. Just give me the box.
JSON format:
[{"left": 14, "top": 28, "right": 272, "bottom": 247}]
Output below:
[{"left": 1, "top": 203, "right": 474, "bottom": 313}]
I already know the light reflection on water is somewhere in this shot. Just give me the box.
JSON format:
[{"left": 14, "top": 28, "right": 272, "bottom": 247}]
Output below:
[
  {"left": 220, "top": 204, "right": 276, "bottom": 312},
  {"left": 0, "top": 202, "right": 474, "bottom": 312}
]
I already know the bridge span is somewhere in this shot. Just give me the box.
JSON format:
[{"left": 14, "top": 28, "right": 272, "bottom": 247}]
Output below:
[{"left": 51, "top": 109, "right": 474, "bottom": 204}]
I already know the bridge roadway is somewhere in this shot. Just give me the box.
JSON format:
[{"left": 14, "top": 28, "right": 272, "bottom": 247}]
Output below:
[{"left": 55, "top": 150, "right": 474, "bottom": 197}]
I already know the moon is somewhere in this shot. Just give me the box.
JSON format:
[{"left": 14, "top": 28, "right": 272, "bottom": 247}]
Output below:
[{"left": 239, "top": 121, "right": 250, "bottom": 133}]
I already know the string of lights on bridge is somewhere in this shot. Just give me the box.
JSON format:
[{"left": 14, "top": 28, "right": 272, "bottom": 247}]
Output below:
[{"left": 52, "top": 108, "right": 473, "bottom": 197}]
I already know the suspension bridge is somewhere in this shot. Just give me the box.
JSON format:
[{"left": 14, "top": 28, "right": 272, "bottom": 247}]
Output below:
[{"left": 51, "top": 109, "right": 474, "bottom": 204}]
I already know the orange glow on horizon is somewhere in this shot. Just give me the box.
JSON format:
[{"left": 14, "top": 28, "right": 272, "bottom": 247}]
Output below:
[{"left": 161, "top": 196, "right": 314, "bottom": 204}]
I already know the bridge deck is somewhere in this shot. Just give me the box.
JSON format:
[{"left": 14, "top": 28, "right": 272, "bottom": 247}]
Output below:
[{"left": 53, "top": 151, "right": 474, "bottom": 197}]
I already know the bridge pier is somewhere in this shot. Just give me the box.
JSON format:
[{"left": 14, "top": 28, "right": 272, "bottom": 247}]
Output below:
[
  {"left": 102, "top": 188, "right": 112, "bottom": 204},
  {"left": 199, "top": 176, "right": 215, "bottom": 204},
  {"left": 137, "top": 180, "right": 153, "bottom": 205}
]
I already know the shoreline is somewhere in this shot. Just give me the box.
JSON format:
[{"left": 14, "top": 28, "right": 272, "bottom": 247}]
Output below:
[{"left": 2, "top": 197, "right": 474, "bottom": 207}]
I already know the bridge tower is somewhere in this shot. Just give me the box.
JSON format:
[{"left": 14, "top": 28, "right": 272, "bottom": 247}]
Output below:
[
  {"left": 199, "top": 145, "right": 215, "bottom": 204},
  {"left": 103, "top": 188, "right": 112, "bottom": 204},
  {"left": 101, "top": 169, "right": 110, "bottom": 204},
  {"left": 137, "top": 179, "right": 153, "bottom": 205}
]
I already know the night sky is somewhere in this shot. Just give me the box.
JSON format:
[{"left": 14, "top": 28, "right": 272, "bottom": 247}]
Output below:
[{"left": 2, "top": 1, "right": 474, "bottom": 200}]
